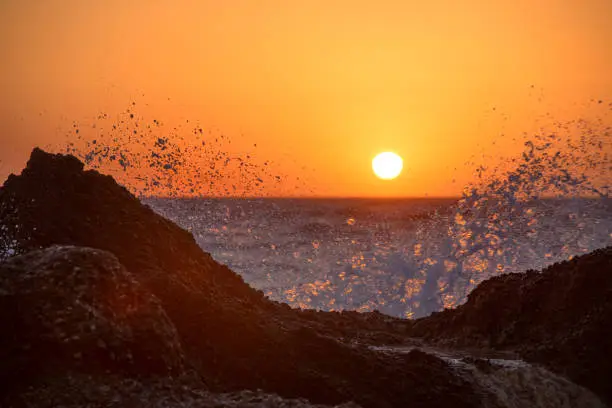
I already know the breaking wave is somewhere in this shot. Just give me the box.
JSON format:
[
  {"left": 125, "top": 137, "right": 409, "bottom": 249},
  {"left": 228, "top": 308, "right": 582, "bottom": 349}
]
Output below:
[
  {"left": 2, "top": 100, "right": 611, "bottom": 319},
  {"left": 59, "top": 102, "right": 296, "bottom": 197}
]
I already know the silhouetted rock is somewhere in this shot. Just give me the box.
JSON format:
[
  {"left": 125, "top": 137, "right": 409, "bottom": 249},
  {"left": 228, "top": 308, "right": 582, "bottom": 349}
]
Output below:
[
  {"left": 1, "top": 148, "right": 610, "bottom": 407},
  {"left": 411, "top": 247, "right": 612, "bottom": 404},
  {"left": 0, "top": 246, "right": 187, "bottom": 398},
  {"left": 4, "top": 374, "right": 362, "bottom": 408},
  {"left": 0, "top": 148, "right": 482, "bottom": 408}
]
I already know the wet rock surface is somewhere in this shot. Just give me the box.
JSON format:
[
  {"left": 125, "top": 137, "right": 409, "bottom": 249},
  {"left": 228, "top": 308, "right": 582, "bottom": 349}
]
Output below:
[
  {"left": 410, "top": 246, "right": 612, "bottom": 404},
  {"left": 0, "top": 149, "right": 480, "bottom": 407},
  {"left": 0, "top": 148, "right": 610, "bottom": 407}
]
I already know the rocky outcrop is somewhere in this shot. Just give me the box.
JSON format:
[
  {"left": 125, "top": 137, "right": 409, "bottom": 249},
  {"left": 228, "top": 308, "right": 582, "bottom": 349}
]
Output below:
[
  {"left": 1, "top": 148, "right": 611, "bottom": 407},
  {"left": 4, "top": 374, "right": 362, "bottom": 408},
  {"left": 0, "top": 149, "right": 481, "bottom": 408},
  {"left": 410, "top": 247, "right": 612, "bottom": 404},
  {"left": 0, "top": 246, "right": 187, "bottom": 398}
]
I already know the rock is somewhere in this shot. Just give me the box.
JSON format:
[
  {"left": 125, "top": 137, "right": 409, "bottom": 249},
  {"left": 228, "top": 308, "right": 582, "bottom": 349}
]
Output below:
[
  {"left": 1, "top": 148, "right": 611, "bottom": 407},
  {"left": 2, "top": 374, "right": 363, "bottom": 408},
  {"left": 0, "top": 246, "right": 186, "bottom": 398},
  {"left": 411, "top": 247, "right": 612, "bottom": 404},
  {"left": 0, "top": 149, "right": 480, "bottom": 407}
]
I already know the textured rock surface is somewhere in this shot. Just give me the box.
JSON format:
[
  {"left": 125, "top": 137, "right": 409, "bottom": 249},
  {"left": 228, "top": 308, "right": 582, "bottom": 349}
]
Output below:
[
  {"left": 3, "top": 374, "right": 362, "bottom": 408},
  {"left": 0, "top": 246, "right": 187, "bottom": 397},
  {"left": 0, "top": 149, "right": 481, "bottom": 408},
  {"left": 410, "top": 246, "right": 612, "bottom": 404},
  {"left": 1, "top": 148, "right": 611, "bottom": 407}
]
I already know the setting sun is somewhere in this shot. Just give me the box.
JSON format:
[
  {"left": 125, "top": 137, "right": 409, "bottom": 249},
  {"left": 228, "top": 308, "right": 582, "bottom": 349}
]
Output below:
[
  {"left": 372, "top": 152, "right": 403, "bottom": 180},
  {"left": 0, "top": 2, "right": 611, "bottom": 405}
]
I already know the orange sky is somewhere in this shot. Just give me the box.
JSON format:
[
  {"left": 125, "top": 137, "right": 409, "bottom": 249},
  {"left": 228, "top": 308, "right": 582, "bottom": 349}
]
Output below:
[{"left": 1, "top": 0, "right": 611, "bottom": 197}]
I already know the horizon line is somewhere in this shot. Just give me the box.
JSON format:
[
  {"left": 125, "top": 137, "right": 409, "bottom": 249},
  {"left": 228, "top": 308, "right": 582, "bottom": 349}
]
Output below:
[{"left": 140, "top": 195, "right": 463, "bottom": 200}]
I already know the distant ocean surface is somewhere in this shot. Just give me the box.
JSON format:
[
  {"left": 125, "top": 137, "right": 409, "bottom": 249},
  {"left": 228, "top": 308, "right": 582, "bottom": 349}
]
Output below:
[
  {"left": 147, "top": 197, "right": 612, "bottom": 318},
  {"left": 51, "top": 106, "right": 610, "bottom": 319}
]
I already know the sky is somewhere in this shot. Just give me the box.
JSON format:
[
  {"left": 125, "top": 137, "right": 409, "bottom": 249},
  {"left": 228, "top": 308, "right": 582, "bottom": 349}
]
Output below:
[{"left": 1, "top": 0, "right": 611, "bottom": 197}]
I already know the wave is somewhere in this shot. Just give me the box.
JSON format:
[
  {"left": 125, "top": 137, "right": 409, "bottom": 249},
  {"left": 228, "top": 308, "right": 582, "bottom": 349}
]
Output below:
[{"left": 8, "top": 99, "right": 605, "bottom": 319}]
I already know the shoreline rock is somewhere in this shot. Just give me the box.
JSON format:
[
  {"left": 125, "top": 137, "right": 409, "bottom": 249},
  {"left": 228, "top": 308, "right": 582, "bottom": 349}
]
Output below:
[
  {"left": 1, "top": 148, "right": 611, "bottom": 407},
  {"left": 0, "top": 246, "right": 188, "bottom": 396},
  {"left": 409, "top": 246, "right": 612, "bottom": 404}
]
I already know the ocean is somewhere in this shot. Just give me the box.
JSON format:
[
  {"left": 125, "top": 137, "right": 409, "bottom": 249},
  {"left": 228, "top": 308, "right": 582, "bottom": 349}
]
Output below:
[
  {"left": 46, "top": 104, "right": 610, "bottom": 321},
  {"left": 1, "top": 129, "right": 611, "bottom": 406},
  {"left": 146, "top": 196, "right": 612, "bottom": 318},
  {"left": 1, "top": 150, "right": 611, "bottom": 407}
]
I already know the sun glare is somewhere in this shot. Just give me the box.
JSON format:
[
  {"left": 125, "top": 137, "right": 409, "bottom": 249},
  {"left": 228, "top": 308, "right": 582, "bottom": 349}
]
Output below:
[{"left": 372, "top": 152, "right": 403, "bottom": 180}]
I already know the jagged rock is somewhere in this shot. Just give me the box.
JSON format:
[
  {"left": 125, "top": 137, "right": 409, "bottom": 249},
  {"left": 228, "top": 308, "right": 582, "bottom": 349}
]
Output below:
[
  {"left": 410, "top": 247, "right": 612, "bottom": 404},
  {"left": 3, "top": 374, "right": 362, "bottom": 408},
  {"left": 0, "top": 246, "right": 187, "bottom": 398},
  {"left": 0, "top": 149, "right": 482, "bottom": 407},
  {"left": 1, "top": 148, "right": 611, "bottom": 407}
]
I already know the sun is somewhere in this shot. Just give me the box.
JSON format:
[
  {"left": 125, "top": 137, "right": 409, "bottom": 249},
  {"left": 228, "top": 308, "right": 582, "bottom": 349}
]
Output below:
[{"left": 372, "top": 152, "right": 403, "bottom": 180}]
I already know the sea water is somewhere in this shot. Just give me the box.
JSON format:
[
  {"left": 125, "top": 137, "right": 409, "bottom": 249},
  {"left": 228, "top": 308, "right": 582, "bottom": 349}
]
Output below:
[
  {"left": 6, "top": 103, "right": 610, "bottom": 319},
  {"left": 56, "top": 106, "right": 610, "bottom": 319},
  {"left": 146, "top": 196, "right": 611, "bottom": 318}
]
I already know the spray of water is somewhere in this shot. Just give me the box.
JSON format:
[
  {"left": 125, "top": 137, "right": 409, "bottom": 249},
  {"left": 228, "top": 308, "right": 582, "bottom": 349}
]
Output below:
[
  {"left": 58, "top": 102, "right": 295, "bottom": 197},
  {"left": 427, "top": 112, "right": 611, "bottom": 311},
  {"left": 1, "top": 100, "right": 610, "bottom": 320},
  {"left": 236, "top": 104, "right": 611, "bottom": 317}
]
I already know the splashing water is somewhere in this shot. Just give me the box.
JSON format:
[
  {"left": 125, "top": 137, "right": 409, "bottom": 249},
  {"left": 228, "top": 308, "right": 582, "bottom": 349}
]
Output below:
[
  {"left": 0, "top": 223, "right": 18, "bottom": 260},
  {"left": 1, "top": 101, "right": 611, "bottom": 320},
  {"left": 427, "top": 114, "right": 611, "bottom": 311},
  {"left": 146, "top": 108, "right": 611, "bottom": 318},
  {"left": 58, "top": 102, "right": 296, "bottom": 197}
]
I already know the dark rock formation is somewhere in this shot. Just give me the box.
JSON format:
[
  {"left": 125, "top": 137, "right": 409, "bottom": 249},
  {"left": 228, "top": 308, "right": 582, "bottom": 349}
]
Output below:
[
  {"left": 0, "top": 149, "right": 481, "bottom": 408},
  {"left": 0, "top": 246, "right": 187, "bottom": 397},
  {"left": 1, "top": 148, "right": 610, "bottom": 407},
  {"left": 410, "top": 247, "right": 612, "bottom": 404},
  {"left": 4, "top": 374, "right": 362, "bottom": 408}
]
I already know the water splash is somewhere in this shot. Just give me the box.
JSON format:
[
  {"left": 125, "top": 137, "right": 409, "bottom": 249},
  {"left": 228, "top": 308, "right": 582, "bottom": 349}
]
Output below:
[
  {"left": 2, "top": 100, "right": 611, "bottom": 319},
  {"left": 428, "top": 113, "right": 611, "bottom": 311},
  {"left": 0, "top": 223, "right": 18, "bottom": 260},
  {"left": 57, "top": 102, "right": 294, "bottom": 198},
  {"left": 146, "top": 104, "right": 611, "bottom": 318}
]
